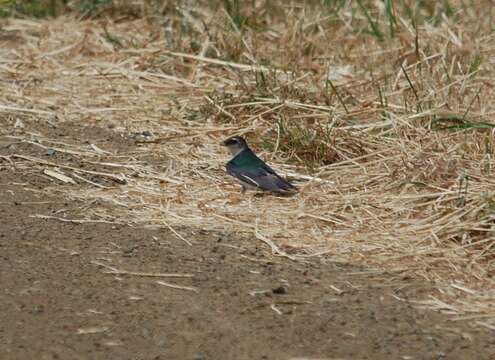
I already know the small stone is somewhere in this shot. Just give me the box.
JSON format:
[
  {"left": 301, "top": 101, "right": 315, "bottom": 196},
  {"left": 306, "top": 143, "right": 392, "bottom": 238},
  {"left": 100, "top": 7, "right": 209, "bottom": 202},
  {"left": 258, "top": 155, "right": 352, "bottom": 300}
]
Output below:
[
  {"left": 46, "top": 148, "right": 56, "bottom": 156},
  {"left": 14, "top": 118, "right": 24, "bottom": 128},
  {"left": 272, "top": 286, "right": 287, "bottom": 295},
  {"left": 193, "top": 354, "right": 206, "bottom": 360},
  {"left": 32, "top": 305, "right": 45, "bottom": 314},
  {"left": 141, "top": 327, "right": 150, "bottom": 338}
]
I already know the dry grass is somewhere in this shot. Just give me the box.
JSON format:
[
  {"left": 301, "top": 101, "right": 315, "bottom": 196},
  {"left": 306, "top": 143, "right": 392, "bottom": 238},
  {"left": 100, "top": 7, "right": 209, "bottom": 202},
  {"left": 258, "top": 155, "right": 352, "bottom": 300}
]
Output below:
[{"left": 1, "top": 1, "right": 495, "bottom": 330}]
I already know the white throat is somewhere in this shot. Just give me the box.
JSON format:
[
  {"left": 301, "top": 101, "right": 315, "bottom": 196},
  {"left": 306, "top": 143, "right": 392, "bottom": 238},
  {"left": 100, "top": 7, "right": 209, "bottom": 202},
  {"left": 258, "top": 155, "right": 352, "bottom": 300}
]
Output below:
[{"left": 229, "top": 146, "right": 245, "bottom": 158}]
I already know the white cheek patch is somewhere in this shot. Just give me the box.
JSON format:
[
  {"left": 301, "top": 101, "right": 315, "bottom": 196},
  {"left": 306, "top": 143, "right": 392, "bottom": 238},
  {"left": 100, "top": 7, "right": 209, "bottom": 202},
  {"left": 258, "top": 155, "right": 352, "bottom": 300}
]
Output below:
[{"left": 230, "top": 146, "right": 243, "bottom": 157}]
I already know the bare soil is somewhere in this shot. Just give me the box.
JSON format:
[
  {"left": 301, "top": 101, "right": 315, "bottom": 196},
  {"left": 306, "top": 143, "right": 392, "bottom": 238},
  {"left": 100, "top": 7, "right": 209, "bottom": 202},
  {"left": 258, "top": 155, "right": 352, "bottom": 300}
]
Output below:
[{"left": 1, "top": 121, "right": 494, "bottom": 360}]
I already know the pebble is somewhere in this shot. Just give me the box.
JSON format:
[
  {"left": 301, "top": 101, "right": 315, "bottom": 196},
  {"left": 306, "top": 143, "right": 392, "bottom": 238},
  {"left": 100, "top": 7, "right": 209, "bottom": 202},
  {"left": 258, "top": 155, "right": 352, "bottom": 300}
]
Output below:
[{"left": 272, "top": 286, "right": 287, "bottom": 295}]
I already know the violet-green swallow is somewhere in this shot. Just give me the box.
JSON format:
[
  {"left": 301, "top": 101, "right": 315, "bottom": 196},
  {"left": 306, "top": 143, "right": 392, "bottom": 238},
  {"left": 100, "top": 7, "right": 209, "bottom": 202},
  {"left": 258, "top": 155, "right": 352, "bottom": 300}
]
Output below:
[{"left": 222, "top": 136, "right": 297, "bottom": 194}]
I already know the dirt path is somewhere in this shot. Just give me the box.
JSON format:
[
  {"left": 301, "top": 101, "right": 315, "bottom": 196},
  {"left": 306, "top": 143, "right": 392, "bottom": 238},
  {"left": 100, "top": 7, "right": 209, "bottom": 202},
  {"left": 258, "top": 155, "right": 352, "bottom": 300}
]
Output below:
[{"left": 1, "top": 122, "right": 494, "bottom": 360}]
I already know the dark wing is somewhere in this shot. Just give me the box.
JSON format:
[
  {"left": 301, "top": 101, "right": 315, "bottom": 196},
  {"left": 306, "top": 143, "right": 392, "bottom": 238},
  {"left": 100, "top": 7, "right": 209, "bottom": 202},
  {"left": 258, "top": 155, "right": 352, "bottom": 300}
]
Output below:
[{"left": 226, "top": 161, "right": 296, "bottom": 193}]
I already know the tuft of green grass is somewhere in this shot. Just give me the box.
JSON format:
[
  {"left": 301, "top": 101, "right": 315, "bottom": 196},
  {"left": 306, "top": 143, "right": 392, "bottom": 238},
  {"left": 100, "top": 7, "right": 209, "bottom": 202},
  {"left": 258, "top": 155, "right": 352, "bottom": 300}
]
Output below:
[
  {"left": 343, "top": 0, "right": 458, "bottom": 41},
  {"left": 0, "top": 1, "right": 12, "bottom": 18},
  {"left": 260, "top": 119, "right": 336, "bottom": 168},
  {"left": 7, "top": 0, "right": 66, "bottom": 18},
  {"left": 468, "top": 53, "right": 482, "bottom": 76},
  {"left": 222, "top": 0, "right": 246, "bottom": 29},
  {"left": 431, "top": 117, "right": 495, "bottom": 132},
  {"left": 384, "top": 0, "right": 397, "bottom": 38},
  {"left": 78, "top": 0, "right": 111, "bottom": 16},
  {"left": 0, "top": 0, "right": 113, "bottom": 18},
  {"left": 322, "top": 0, "right": 347, "bottom": 17},
  {"left": 356, "top": 0, "right": 383, "bottom": 40}
]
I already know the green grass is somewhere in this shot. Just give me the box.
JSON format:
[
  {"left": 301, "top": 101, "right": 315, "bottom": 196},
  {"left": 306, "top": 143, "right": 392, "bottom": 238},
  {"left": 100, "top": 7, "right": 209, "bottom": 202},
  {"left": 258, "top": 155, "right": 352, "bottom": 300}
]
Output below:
[
  {"left": 261, "top": 119, "right": 336, "bottom": 168},
  {"left": 0, "top": 0, "right": 111, "bottom": 18},
  {"left": 1, "top": 0, "right": 67, "bottom": 17},
  {"left": 356, "top": 0, "right": 384, "bottom": 40},
  {"left": 78, "top": 0, "right": 111, "bottom": 16}
]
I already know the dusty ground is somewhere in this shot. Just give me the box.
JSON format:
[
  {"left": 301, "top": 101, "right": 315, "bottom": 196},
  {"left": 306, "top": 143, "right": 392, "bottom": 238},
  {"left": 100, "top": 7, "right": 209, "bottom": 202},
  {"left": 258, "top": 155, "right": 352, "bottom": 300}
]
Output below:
[{"left": 1, "top": 121, "right": 495, "bottom": 360}]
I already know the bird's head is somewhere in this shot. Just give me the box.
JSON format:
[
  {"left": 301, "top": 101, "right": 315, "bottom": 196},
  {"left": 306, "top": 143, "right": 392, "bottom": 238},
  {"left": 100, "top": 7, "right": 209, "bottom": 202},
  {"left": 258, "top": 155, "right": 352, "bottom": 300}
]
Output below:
[{"left": 222, "top": 136, "right": 248, "bottom": 156}]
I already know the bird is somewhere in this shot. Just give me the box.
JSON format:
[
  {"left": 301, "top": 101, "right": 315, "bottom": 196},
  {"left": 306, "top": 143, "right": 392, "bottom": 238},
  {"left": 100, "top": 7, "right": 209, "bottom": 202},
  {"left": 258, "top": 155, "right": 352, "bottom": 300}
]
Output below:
[{"left": 222, "top": 136, "right": 297, "bottom": 194}]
